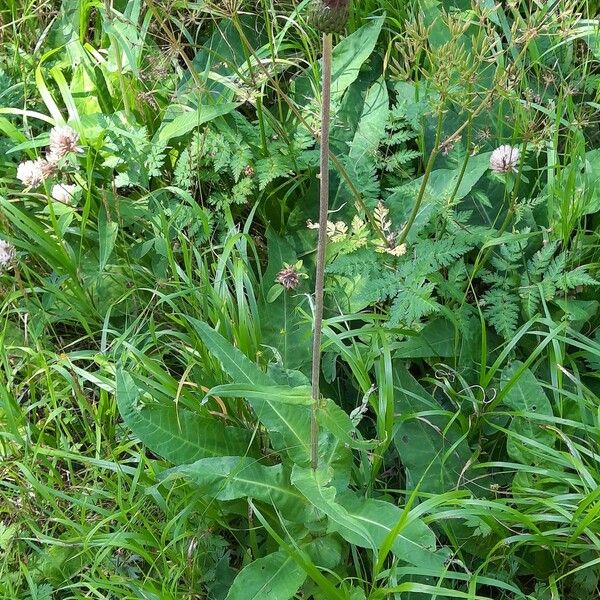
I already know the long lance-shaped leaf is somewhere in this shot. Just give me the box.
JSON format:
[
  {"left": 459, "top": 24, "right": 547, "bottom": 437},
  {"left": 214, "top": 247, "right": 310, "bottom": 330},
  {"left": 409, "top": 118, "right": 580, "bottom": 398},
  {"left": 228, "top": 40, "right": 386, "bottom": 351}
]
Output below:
[
  {"left": 117, "top": 369, "right": 255, "bottom": 464},
  {"left": 168, "top": 456, "right": 312, "bottom": 523},
  {"left": 334, "top": 492, "right": 444, "bottom": 569},
  {"left": 291, "top": 465, "right": 376, "bottom": 551},
  {"left": 204, "top": 384, "right": 313, "bottom": 406},
  {"left": 187, "top": 318, "right": 311, "bottom": 464}
]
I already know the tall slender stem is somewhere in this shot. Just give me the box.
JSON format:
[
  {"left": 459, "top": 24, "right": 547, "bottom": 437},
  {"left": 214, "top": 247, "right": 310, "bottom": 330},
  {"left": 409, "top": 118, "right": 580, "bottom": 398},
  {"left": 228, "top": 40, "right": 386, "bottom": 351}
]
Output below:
[{"left": 310, "top": 32, "right": 332, "bottom": 472}]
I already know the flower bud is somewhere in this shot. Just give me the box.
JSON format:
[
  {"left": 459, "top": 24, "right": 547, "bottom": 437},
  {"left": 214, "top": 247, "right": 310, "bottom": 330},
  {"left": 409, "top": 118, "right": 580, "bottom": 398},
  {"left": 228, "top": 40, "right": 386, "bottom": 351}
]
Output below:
[{"left": 309, "top": 0, "right": 350, "bottom": 34}]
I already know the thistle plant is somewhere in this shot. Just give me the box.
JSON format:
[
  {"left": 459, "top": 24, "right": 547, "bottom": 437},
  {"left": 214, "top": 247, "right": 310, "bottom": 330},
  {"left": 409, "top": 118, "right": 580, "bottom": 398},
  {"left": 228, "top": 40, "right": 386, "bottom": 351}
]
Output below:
[{"left": 308, "top": 0, "right": 350, "bottom": 470}]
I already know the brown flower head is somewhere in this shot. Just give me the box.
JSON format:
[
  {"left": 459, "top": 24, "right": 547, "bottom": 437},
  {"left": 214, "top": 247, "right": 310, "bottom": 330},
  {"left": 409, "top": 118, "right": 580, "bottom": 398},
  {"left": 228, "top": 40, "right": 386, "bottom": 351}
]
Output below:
[{"left": 276, "top": 265, "right": 302, "bottom": 290}]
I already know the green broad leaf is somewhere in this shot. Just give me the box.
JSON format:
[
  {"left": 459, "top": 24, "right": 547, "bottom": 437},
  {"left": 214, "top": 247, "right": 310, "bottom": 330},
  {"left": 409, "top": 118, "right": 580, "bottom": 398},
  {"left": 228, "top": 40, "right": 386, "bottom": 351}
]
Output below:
[
  {"left": 389, "top": 152, "right": 491, "bottom": 241},
  {"left": 0, "top": 522, "right": 17, "bottom": 551},
  {"left": 226, "top": 551, "right": 306, "bottom": 600},
  {"left": 554, "top": 299, "right": 599, "bottom": 328},
  {"left": 98, "top": 206, "right": 118, "bottom": 272},
  {"left": 579, "top": 148, "right": 600, "bottom": 214},
  {"left": 582, "top": 28, "right": 600, "bottom": 61},
  {"left": 188, "top": 319, "right": 312, "bottom": 465},
  {"left": 392, "top": 364, "right": 473, "bottom": 494},
  {"left": 331, "top": 16, "right": 385, "bottom": 102},
  {"left": 169, "top": 457, "right": 312, "bottom": 523},
  {"left": 116, "top": 369, "right": 255, "bottom": 464},
  {"left": 180, "top": 15, "right": 263, "bottom": 102},
  {"left": 266, "top": 284, "right": 284, "bottom": 303},
  {"left": 187, "top": 317, "right": 273, "bottom": 386},
  {"left": 155, "top": 102, "right": 240, "bottom": 143},
  {"left": 303, "top": 536, "right": 343, "bottom": 570},
  {"left": 70, "top": 64, "right": 102, "bottom": 117},
  {"left": 317, "top": 398, "right": 377, "bottom": 450},
  {"left": 205, "top": 383, "right": 313, "bottom": 405},
  {"left": 394, "top": 318, "right": 457, "bottom": 359},
  {"left": 334, "top": 493, "right": 444, "bottom": 569},
  {"left": 260, "top": 229, "right": 312, "bottom": 371},
  {"left": 348, "top": 76, "right": 389, "bottom": 162},
  {"left": 291, "top": 466, "right": 377, "bottom": 551},
  {"left": 500, "top": 362, "right": 555, "bottom": 466}
]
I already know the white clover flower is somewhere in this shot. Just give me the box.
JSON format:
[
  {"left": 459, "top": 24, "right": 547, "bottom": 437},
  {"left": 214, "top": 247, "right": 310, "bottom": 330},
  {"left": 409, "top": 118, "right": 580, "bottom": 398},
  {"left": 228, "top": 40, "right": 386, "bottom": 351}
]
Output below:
[
  {"left": 490, "top": 144, "right": 521, "bottom": 173},
  {"left": 51, "top": 183, "right": 78, "bottom": 204},
  {"left": 0, "top": 239, "right": 16, "bottom": 272},
  {"left": 48, "top": 125, "right": 81, "bottom": 161},
  {"left": 16, "top": 159, "right": 48, "bottom": 188}
]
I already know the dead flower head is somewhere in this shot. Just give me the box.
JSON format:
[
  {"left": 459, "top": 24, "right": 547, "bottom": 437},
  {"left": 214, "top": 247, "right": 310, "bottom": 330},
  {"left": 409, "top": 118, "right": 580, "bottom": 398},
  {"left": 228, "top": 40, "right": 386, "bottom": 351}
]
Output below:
[{"left": 276, "top": 261, "right": 307, "bottom": 291}]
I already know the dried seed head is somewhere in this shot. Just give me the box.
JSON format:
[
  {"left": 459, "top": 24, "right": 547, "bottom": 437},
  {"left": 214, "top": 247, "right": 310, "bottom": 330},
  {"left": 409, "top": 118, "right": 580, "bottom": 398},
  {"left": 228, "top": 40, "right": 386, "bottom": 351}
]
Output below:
[
  {"left": 276, "top": 265, "right": 302, "bottom": 290},
  {"left": 489, "top": 144, "right": 520, "bottom": 173}
]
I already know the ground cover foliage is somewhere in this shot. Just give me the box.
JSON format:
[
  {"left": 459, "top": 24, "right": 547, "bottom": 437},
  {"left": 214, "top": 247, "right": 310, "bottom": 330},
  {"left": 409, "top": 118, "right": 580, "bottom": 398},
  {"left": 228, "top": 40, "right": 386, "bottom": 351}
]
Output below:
[{"left": 0, "top": 0, "right": 600, "bottom": 598}]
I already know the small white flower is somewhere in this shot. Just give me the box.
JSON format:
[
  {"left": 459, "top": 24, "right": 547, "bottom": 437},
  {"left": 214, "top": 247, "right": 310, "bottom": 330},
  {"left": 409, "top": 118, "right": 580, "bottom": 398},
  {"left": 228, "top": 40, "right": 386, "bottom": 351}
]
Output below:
[
  {"left": 16, "top": 159, "right": 48, "bottom": 187},
  {"left": 51, "top": 183, "right": 78, "bottom": 204},
  {"left": 490, "top": 144, "right": 521, "bottom": 173},
  {"left": 48, "top": 125, "right": 81, "bottom": 161},
  {"left": 0, "top": 239, "right": 16, "bottom": 271}
]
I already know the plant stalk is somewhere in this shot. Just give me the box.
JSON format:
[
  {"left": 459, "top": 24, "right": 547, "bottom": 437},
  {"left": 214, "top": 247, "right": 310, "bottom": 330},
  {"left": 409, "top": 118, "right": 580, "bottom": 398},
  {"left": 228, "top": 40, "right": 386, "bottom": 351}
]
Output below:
[{"left": 310, "top": 32, "right": 333, "bottom": 472}]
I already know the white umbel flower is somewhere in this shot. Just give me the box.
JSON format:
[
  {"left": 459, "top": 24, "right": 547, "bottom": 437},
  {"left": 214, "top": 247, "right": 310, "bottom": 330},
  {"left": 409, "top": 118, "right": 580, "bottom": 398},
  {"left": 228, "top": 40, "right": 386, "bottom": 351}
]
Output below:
[
  {"left": 51, "top": 183, "right": 78, "bottom": 204},
  {"left": 489, "top": 144, "right": 520, "bottom": 173},
  {"left": 0, "top": 239, "right": 16, "bottom": 271},
  {"left": 48, "top": 125, "right": 81, "bottom": 161},
  {"left": 16, "top": 159, "right": 48, "bottom": 187}
]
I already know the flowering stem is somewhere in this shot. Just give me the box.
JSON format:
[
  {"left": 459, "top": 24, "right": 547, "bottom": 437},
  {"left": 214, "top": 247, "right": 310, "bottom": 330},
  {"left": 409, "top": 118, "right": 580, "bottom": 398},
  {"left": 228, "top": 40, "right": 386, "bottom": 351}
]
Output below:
[{"left": 310, "top": 32, "right": 332, "bottom": 472}]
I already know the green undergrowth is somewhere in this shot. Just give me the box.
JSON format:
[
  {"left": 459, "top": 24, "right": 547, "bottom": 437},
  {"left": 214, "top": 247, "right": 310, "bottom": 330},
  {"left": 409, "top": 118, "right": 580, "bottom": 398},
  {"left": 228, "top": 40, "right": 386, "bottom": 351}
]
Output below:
[{"left": 1, "top": 0, "right": 599, "bottom": 598}]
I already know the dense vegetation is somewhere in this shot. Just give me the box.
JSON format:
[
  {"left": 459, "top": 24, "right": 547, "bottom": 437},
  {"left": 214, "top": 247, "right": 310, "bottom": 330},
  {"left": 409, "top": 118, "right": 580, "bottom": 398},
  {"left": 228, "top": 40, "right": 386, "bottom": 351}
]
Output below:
[{"left": 1, "top": 0, "right": 599, "bottom": 598}]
